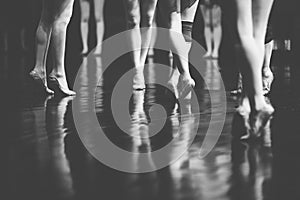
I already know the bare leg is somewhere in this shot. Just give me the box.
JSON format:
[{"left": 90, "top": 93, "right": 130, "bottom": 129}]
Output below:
[
  {"left": 94, "top": 0, "right": 105, "bottom": 55},
  {"left": 211, "top": 5, "right": 222, "bottom": 58},
  {"left": 80, "top": 0, "right": 90, "bottom": 54},
  {"left": 139, "top": 0, "right": 158, "bottom": 67},
  {"left": 30, "top": 0, "right": 54, "bottom": 94},
  {"left": 123, "top": 0, "right": 157, "bottom": 89},
  {"left": 123, "top": 0, "right": 143, "bottom": 89},
  {"left": 168, "top": 12, "right": 195, "bottom": 96},
  {"left": 49, "top": 0, "right": 76, "bottom": 95},
  {"left": 262, "top": 40, "right": 274, "bottom": 94},
  {"left": 169, "top": 1, "right": 199, "bottom": 97},
  {"left": 200, "top": 5, "right": 212, "bottom": 57},
  {"left": 235, "top": 0, "right": 274, "bottom": 137}
]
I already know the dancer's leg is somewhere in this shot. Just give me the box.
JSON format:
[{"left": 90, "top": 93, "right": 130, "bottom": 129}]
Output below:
[
  {"left": 167, "top": 11, "right": 195, "bottom": 100},
  {"left": 262, "top": 40, "right": 274, "bottom": 94},
  {"left": 211, "top": 4, "right": 222, "bottom": 58},
  {"left": 50, "top": 0, "right": 76, "bottom": 95},
  {"left": 94, "top": 0, "right": 105, "bottom": 55},
  {"left": 200, "top": 4, "right": 212, "bottom": 57},
  {"left": 80, "top": 0, "right": 90, "bottom": 54},
  {"left": 169, "top": 1, "right": 199, "bottom": 86},
  {"left": 168, "top": 12, "right": 194, "bottom": 85},
  {"left": 30, "top": 0, "right": 54, "bottom": 94},
  {"left": 181, "top": 0, "right": 199, "bottom": 50},
  {"left": 139, "top": 0, "right": 158, "bottom": 67},
  {"left": 251, "top": 0, "right": 274, "bottom": 104},
  {"left": 32, "top": 0, "right": 53, "bottom": 76},
  {"left": 123, "top": 0, "right": 144, "bottom": 89},
  {"left": 235, "top": 0, "right": 274, "bottom": 136}
]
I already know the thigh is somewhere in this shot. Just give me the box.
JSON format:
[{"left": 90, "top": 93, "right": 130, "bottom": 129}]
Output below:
[
  {"left": 252, "top": 0, "right": 274, "bottom": 40},
  {"left": 80, "top": 0, "right": 90, "bottom": 19},
  {"left": 94, "top": 0, "right": 105, "bottom": 19},
  {"left": 200, "top": 5, "right": 211, "bottom": 25},
  {"left": 234, "top": 0, "right": 253, "bottom": 37}
]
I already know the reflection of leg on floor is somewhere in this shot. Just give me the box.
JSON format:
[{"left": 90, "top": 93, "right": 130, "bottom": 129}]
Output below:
[{"left": 45, "top": 96, "right": 75, "bottom": 198}]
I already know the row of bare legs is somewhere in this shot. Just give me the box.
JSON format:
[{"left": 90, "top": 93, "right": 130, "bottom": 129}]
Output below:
[{"left": 29, "top": 0, "right": 76, "bottom": 96}]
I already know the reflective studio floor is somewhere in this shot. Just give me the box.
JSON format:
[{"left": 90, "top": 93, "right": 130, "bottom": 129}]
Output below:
[{"left": 1, "top": 46, "right": 300, "bottom": 200}]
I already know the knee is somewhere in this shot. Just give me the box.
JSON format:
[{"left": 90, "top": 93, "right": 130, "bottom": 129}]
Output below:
[
  {"left": 126, "top": 13, "right": 140, "bottom": 29},
  {"left": 204, "top": 22, "right": 211, "bottom": 29},
  {"left": 81, "top": 14, "right": 90, "bottom": 23},
  {"left": 141, "top": 12, "right": 154, "bottom": 27},
  {"left": 53, "top": 17, "right": 71, "bottom": 31},
  {"left": 95, "top": 13, "right": 103, "bottom": 23},
  {"left": 36, "top": 25, "right": 50, "bottom": 43}
]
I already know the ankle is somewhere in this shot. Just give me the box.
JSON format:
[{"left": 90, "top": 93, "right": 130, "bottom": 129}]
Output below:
[
  {"left": 32, "top": 67, "right": 46, "bottom": 75},
  {"left": 252, "top": 94, "right": 268, "bottom": 111},
  {"left": 50, "top": 70, "right": 66, "bottom": 77}
]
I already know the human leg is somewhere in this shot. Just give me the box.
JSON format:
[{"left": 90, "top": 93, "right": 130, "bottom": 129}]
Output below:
[
  {"left": 49, "top": 0, "right": 76, "bottom": 95},
  {"left": 80, "top": 0, "right": 90, "bottom": 54},
  {"left": 94, "top": 0, "right": 105, "bottom": 55},
  {"left": 200, "top": 4, "right": 212, "bottom": 57},
  {"left": 30, "top": 0, "right": 54, "bottom": 94},
  {"left": 262, "top": 40, "right": 274, "bottom": 95},
  {"left": 211, "top": 4, "right": 222, "bottom": 58}
]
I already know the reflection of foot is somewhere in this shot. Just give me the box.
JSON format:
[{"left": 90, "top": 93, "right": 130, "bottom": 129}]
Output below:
[
  {"left": 29, "top": 70, "right": 54, "bottom": 95},
  {"left": 48, "top": 74, "right": 76, "bottom": 96},
  {"left": 179, "top": 76, "right": 195, "bottom": 99},
  {"left": 262, "top": 69, "right": 274, "bottom": 95},
  {"left": 249, "top": 104, "right": 274, "bottom": 138},
  {"left": 133, "top": 72, "right": 146, "bottom": 90}
]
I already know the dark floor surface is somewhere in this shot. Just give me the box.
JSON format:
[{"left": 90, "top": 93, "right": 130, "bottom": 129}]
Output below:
[{"left": 1, "top": 46, "right": 300, "bottom": 200}]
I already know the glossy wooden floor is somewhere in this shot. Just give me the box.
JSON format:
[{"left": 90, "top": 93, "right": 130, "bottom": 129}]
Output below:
[{"left": 1, "top": 49, "right": 300, "bottom": 200}]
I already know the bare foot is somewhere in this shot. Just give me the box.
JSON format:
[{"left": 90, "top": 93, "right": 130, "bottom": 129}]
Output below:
[
  {"left": 29, "top": 70, "right": 54, "bottom": 95},
  {"left": 48, "top": 73, "right": 76, "bottom": 96}
]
